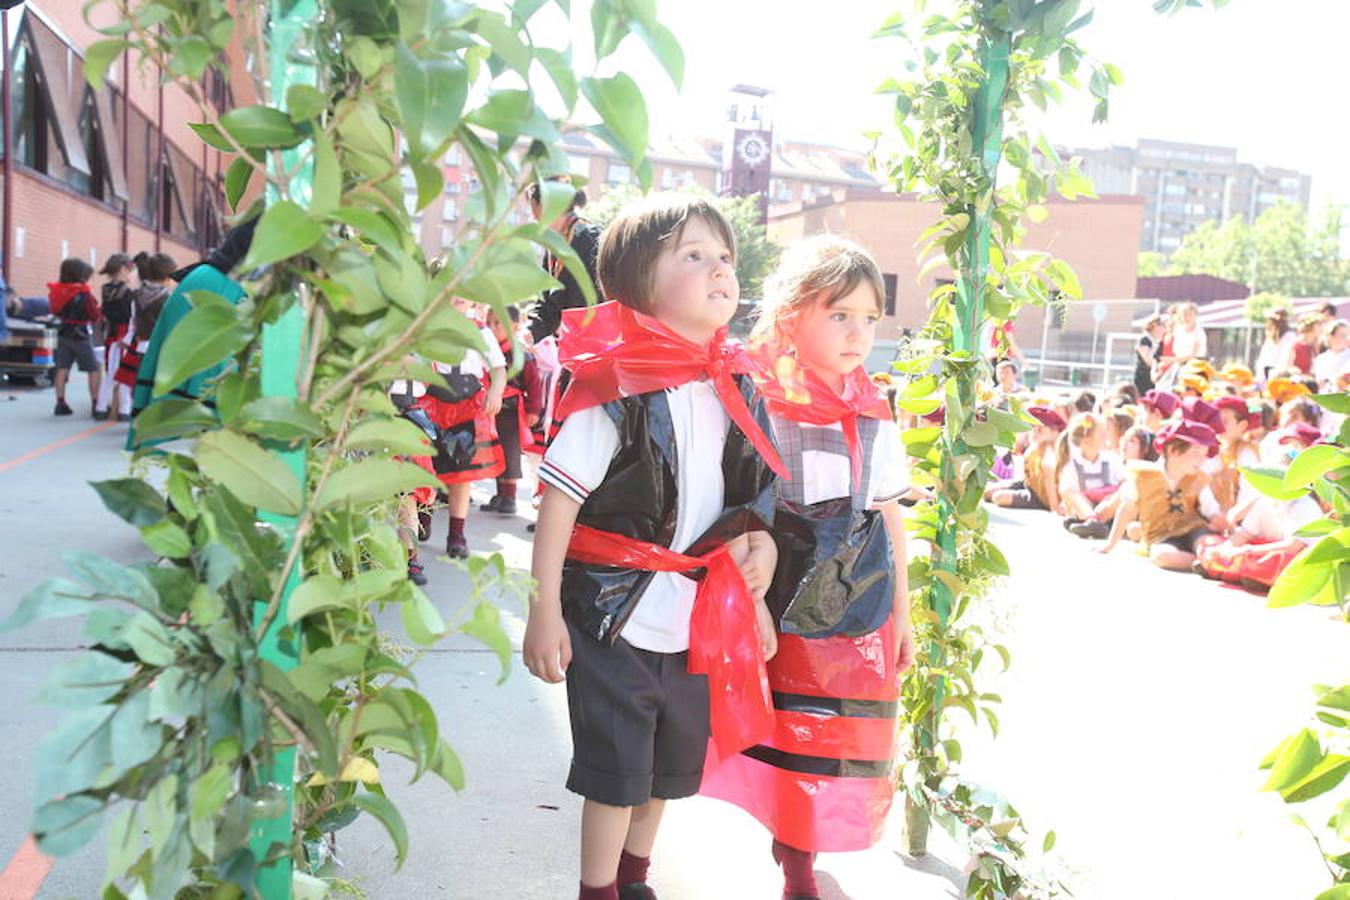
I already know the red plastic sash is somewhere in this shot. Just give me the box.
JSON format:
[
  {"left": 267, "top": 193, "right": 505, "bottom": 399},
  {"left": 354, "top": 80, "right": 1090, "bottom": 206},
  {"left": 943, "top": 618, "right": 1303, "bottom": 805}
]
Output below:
[
  {"left": 752, "top": 349, "right": 893, "bottom": 489},
  {"left": 566, "top": 524, "right": 775, "bottom": 757},
  {"left": 557, "top": 302, "right": 787, "bottom": 478}
]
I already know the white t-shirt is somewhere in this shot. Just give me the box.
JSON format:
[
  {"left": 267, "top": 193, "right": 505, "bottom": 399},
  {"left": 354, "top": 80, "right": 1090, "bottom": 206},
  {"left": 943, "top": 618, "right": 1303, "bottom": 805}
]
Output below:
[
  {"left": 1171, "top": 325, "right": 1207, "bottom": 360},
  {"left": 1313, "top": 347, "right": 1350, "bottom": 390},
  {"left": 786, "top": 416, "right": 910, "bottom": 507},
  {"left": 1240, "top": 495, "right": 1323, "bottom": 542},
  {"left": 391, "top": 327, "right": 505, "bottom": 396},
  {"left": 1256, "top": 332, "right": 1298, "bottom": 379},
  {"left": 539, "top": 380, "right": 731, "bottom": 653}
]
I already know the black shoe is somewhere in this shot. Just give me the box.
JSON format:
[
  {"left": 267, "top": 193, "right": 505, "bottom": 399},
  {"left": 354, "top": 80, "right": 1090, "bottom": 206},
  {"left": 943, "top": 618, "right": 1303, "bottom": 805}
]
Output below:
[
  {"left": 92, "top": 408, "right": 109, "bottom": 421},
  {"left": 1062, "top": 517, "right": 1082, "bottom": 531},
  {"left": 1068, "top": 520, "right": 1110, "bottom": 540},
  {"left": 115, "top": 412, "right": 131, "bottom": 423},
  {"left": 407, "top": 558, "right": 428, "bottom": 586},
  {"left": 480, "top": 494, "right": 504, "bottom": 512},
  {"left": 494, "top": 496, "right": 518, "bottom": 515},
  {"left": 446, "top": 533, "right": 469, "bottom": 559},
  {"left": 618, "top": 885, "right": 657, "bottom": 900},
  {"left": 54, "top": 400, "right": 73, "bottom": 416},
  {"left": 417, "top": 507, "right": 432, "bottom": 542},
  {"left": 526, "top": 522, "right": 536, "bottom": 533}
]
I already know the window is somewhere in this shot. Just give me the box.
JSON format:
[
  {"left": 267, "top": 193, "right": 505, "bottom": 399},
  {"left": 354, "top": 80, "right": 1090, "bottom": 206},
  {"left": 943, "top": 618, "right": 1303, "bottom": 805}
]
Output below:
[
  {"left": 568, "top": 153, "right": 590, "bottom": 176},
  {"left": 1163, "top": 183, "right": 1186, "bottom": 196},
  {"left": 883, "top": 273, "right": 898, "bottom": 317},
  {"left": 442, "top": 199, "right": 457, "bottom": 222},
  {"left": 661, "top": 167, "right": 673, "bottom": 189},
  {"left": 8, "top": 35, "right": 41, "bottom": 170},
  {"left": 1159, "top": 236, "right": 1181, "bottom": 250},
  {"left": 444, "top": 145, "right": 462, "bottom": 166},
  {"left": 1184, "top": 203, "right": 1207, "bottom": 216},
  {"left": 606, "top": 161, "right": 631, "bottom": 184},
  {"left": 444, "top": 180, "right": 460, "bottom": 194}
]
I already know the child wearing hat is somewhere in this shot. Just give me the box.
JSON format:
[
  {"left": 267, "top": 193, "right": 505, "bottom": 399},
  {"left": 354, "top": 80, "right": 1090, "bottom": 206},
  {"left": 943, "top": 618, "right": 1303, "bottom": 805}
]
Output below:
[
  {"left": 1139, "top": 389, "right": 1180, "bottom": 433},
  {"left": 1097, "top": 420, "right": 1225, "bottom": 571},
  {"left": 987, "top": 406, "right": 1066, "bottom": 511}
]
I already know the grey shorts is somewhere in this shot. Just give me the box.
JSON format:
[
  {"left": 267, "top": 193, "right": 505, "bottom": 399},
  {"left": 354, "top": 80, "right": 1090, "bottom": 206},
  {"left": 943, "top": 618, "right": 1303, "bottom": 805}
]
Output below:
[
  {"left": 564, "top": 620, "right": 710, "bottom": 807},
  {"left": 55, "top": 335, "right": 99, "bottom": 372}
]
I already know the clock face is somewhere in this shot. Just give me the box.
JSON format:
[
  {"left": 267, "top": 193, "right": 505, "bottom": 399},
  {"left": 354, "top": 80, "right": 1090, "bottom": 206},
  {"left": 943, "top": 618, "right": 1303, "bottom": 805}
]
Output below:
[{"left": 737, "top": 133, "right": 770, "bottom": 167}]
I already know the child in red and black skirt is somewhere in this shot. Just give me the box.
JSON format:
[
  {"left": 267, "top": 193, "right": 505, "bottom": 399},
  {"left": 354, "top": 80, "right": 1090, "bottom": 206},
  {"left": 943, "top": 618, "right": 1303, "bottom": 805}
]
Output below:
[
  {"left": 699, "top": 235, "right": 915, "bottom": 899},
  {"left": 93, "top": 253, "right": 135, "bottom": 421},
  {"left": 415, "top": 298, "right": 507, "bottom": 558},
  {"left": 111, "top": 253, "right": 175, "bottom": 419},
  {"left": 481, "top": 305, "right": 544, "bottom": 517}
]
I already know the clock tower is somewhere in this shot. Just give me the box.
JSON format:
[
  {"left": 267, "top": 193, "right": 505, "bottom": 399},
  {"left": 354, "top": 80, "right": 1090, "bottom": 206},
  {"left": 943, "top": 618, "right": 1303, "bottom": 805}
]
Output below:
[{"left": 720, "top": 85, "right": 774, "bottom": 223}]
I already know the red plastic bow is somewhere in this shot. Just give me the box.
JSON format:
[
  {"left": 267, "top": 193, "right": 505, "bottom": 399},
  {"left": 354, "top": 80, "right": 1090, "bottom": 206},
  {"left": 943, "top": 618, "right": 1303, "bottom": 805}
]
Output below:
[
  {"left": 557, "top": 302, "right": 787, "bottom": 478},
  {"left": 751, "top": 348, "right": 893, "bottom": 489},
  {"left": 566, "top": 524, "right": 775, "bottom": 757}
]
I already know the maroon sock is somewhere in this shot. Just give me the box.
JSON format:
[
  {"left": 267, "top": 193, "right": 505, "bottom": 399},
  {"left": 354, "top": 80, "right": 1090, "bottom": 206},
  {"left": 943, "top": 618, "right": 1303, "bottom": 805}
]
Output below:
[
  {"left": 772, "top": 839, "right": 817, "bottom": 896},
  {"left": 578, "top": 881, "right": 618, "bottom": 900},
  {"left": 448, "top": 516, "right": 465, "bottom": 540},
  {"left": 616, "top": 850, "right": 649, "bottom": 885},
  {"left": 499, "top": 480, "right": 517, "bottom": 500}
]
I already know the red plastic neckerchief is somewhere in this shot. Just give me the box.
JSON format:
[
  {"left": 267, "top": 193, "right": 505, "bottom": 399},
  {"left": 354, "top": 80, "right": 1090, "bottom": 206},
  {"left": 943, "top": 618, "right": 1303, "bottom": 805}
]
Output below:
[
  {"left": 566, "top": 524, "right": 775, "bottom": 757},
  {"left": 47, "top": 282, "right": 94, "bottom": 317},
  {"left": 556, "top": 301, "right": 787, "bottom": 478},
  {"left": 752, "top": 348, "right": 893, "bottom": 490}
]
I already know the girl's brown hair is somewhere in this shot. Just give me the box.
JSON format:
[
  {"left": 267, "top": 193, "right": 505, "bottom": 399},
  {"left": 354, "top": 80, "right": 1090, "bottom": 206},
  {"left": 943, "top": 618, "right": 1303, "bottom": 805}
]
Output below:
[
  {"left": 1054, "top": 412, "right": 1101, "bottom": 483},
  {"left": 596, "top": 192, "right": 735, "bottom": 313},
  {"left": 750, "top": 234, "right": 885, "bottom": 345}
]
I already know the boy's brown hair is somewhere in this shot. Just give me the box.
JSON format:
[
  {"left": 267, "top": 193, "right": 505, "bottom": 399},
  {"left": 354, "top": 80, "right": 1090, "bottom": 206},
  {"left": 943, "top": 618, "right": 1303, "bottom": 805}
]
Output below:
[
  {"left": 596, "top": 192, "right": 736, "bottom": 313},
  {"left": 59, "top": 257, "right": 94, "bottom": 284}
]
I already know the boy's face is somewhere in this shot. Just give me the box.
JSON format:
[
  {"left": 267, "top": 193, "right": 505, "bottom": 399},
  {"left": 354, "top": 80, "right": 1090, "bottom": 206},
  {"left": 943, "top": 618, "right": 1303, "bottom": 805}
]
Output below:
[
  {"left": 1172, "top": 441, "right": 1208, "bottom": 475},
  {"left": 997, "top": 365, "right": 1016, "bottom": 389},
  {"left": 1219, "top": 408, "right": 1247, "bottom": 441},
  {"left": 647, "top": 216, "right": 738, "bottom": 344},
  {"left": 790, "top": 285, "right": 880, "bottom": 380}
]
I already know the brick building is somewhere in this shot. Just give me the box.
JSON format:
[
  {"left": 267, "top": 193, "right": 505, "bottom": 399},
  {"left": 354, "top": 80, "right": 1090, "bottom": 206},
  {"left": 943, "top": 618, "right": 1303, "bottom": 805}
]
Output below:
[
  {"left": 1, "top": 2, "right": 243, "bottom": 297},
  {"left": 765, "top": 191, "right": 1146, "bottom": 347},
  {"left": 1065, "top": 138, "right": 1312, "bottom": 255}
]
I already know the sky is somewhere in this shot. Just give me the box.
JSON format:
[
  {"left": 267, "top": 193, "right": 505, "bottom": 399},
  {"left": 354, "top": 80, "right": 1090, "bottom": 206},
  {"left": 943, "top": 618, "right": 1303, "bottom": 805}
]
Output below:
[{"left": 580, "top": 0, "right": 1349, "bottom": 224}]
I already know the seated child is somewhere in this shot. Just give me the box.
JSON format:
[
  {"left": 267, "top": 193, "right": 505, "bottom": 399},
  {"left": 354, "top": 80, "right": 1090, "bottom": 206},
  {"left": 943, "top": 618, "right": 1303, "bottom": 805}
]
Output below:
[
  {"left": 1139, "top": 389, "right": 1180, "bottom": 433},
  {"left": 1067, "top": 425, "right": 1156, "bottom": 539},
  {"left": 1097, "top": 420, "right": 1224, "bottom": 571},
  {"left": 987, "top": 406, "right": 1066, "bottom": 511},
  {"left": 1056, "top": 413, "right": 1124, "bottom": 529}
]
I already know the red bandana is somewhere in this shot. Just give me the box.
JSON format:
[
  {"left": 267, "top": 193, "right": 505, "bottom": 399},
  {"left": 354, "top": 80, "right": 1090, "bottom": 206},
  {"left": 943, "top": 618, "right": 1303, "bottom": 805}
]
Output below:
[
  {"left": 557, "top": 301, "right": 787, "bottom": 478},
  {"left": 47, "top": 282, "right": 95, "bottom": 319},
  {"left": 566, "top": 524, "right": 775, "bottom": 757},
  {"left": 751, "top": 348, "right": 893, "bottom": 489}
]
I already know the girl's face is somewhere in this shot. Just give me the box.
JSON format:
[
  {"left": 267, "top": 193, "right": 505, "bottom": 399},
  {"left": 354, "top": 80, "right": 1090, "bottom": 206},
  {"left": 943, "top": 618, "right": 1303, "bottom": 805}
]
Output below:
[
  {"left": 1123, "top": 434, "right": 1144, "bottom": 460},
  {"left": 1171, "top": 441, "right": 1209, "bottom": 476},
  {"left": 1219, "top": 408, "right": 1247, "bottom": 442},
  {"left": 1079, "top": 426, "right": 1102, "bottom": 457},
  {"left": 789, "top": 284, "right": 881, "bottom": 389},
  {"left": 648, "top": 216, "right": 739, "bottom": 345}
]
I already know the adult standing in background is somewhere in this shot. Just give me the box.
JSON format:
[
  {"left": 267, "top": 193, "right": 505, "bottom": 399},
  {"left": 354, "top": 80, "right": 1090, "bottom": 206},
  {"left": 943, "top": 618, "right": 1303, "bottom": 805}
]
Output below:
[
  {"left": 1255, "top": 307, "right": 1295, "bottom": 383},
  {"left": 1134, "top": 314, "right": 1165, "bottom": 395},
  {"left": 526, "top": 178, "right": 601, "bottom": 344}
]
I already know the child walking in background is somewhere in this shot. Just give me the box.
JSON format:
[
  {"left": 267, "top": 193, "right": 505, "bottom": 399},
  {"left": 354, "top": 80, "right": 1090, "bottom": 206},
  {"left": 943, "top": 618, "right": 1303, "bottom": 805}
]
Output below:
[
  {"left": 415, "top": 297, "right": 506, "bottom": 559},
  {"left": 699, "top": 236, "right": 915, "bottom": 900},
  {"left": 48, "top": 258, "right": 102, "bottom": 417},
  {"left": 523, "top": 194, "right": 785, "bottom": 900},
  {"left": 93, "top": 253, "right": 136, "bottom": 421},
  {"left": 481, "top": 305, "right": 543, "bottom": 517},
  {"left": 112, "top": 253, "right": 176, "bottom": 420}
]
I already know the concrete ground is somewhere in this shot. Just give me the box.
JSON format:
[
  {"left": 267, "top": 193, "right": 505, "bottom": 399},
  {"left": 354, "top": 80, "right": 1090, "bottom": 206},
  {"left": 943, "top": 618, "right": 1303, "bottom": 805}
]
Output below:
[{"left": 0, "top": 379, "right": 1344, "bottom": 899}]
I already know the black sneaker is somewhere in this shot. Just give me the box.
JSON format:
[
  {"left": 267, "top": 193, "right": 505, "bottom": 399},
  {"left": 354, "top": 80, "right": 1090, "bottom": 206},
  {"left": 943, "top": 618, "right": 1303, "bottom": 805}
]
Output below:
[
  {"left": 482, "top": 495, "right": 518, "bottom": 515},
  {"left": 480, "top": 495, "right": 504, "bottom": 513},
  {"left": 92, "top": 408, "right": 109, "bottom": 421},
  {"left": 446, "top": 532, "right": 469, "bottom": 559},
  {"left": 407, "top": 557, "right": 428, "bottom": 586},
  {"left": 417, "top": 507, "right": 432, "bottom": 542},
  {"left": 618, "top": 885, "right": 657, "bottom": 900},
  {"left": 1068, "top": 520, "right": 1111, "bottom": 540},
  {"left": 526, "top": 522, "right": 536, "bottom": 534},
  {"left": 54, "top": 400, "right": 73, "bottom": 416},
  {"left": 115, "top": 412, "right": 132, "bottom": 423}
]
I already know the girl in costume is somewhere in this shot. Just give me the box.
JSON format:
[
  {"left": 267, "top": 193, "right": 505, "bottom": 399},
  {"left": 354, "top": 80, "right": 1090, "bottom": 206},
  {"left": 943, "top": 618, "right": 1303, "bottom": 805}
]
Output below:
[
  {"left": 414, "top": 297, "right": 506, "bottom": 559},
  {"left": 699, "top": 236, "right": 915, "bottom": 900},
  {"left": 93, "top": 253, "right": 136, "bottom": 421},
  {"left": 1055, "top": 413, "right": 1124, "bottom": 530},
  {"left": 1097, "top": 419, "right": 1224, "bottom": 571},
  {"left": 986, "top": 405, "right": 1066, "bottom": 512},
  {"left": 114, "top": 253, "right": 176, "bottom": 413}
]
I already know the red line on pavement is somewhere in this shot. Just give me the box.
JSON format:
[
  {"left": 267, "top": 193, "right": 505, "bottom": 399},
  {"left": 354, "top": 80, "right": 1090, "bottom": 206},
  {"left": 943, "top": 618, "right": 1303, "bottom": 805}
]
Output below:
[
  {"left": 0, "top": 836, "right": 52, "bottom": 899},
  {"left": 0, "top": 421, "right": 116, "bottom": 475}
]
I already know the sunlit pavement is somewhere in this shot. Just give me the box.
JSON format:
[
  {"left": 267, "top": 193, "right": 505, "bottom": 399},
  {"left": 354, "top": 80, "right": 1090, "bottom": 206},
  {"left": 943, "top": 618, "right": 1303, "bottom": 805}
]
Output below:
[{"left": 1, "top": 381, "right": 1343, "bottom": 898}]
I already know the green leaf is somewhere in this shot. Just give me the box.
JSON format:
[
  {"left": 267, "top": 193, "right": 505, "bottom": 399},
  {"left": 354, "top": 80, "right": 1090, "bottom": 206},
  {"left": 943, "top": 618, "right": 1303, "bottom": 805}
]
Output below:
[
  {"left": 468, "top": 89, "right": 561, "bottom": 142},
  {"left": 34, "top": 795, "right": 104, "bottom": 857},
  {"left": 1240, "top": 466, "right": 1307, "bottom": 502},
  {"left": 124, "top": 612, "right": 177, "bottom": 666},
  {"left": 327, "top": 207, "right": 404, "bottom": 257},
  {"left": 0, "top": 578, "right": 93, "bottom": 633},
  {"left": 90, "top": 478, "right": 166, "bottom": 527},
  {"left": 402, "top": 588, "right": 447, "bottom": 645},
  {"left": 963, "top": 421, "right": 999, "bottom": 447},
  {"left": 1318, "top": 685, "right": 1350, "bottom": 713},
  {"left": 411, "top": 157, "right": 444, "bottom": 211},
  {"left": 313, "top": 459, "right": 440, "bottom": 511},
  {"left": 472, "top": 9, "right": 532, "bottom": 75},
  {"left": 1279, "top": 754, "right": 1350, "bottom": 803},
  {"left": 65, "top": 552, "right": 158, "bottom": 608},
  {"left": 140, "top": 519, "right": 193, "bottom": 558},
  {"left": 430, "top": 738, "right": 465, "bottom": 791},
  {"left": 239, "top": 200, "right": 326, "bottom": 270},
  {"left": 224, "top": 157, "right": 254, "bottom": 211},
  {"left": 195, "top": 430, "right": 303, "bottom": 515},
  {"left": 110, "top": 690, "right": 166, "bottom": 773},
  {"left": 346, "top": 36, "right": 383, "bottom": 79},
  {"left": 535, "top": 47, "right": 578, "bottom": 109},
  {"left": 346, "top": 417, "right": 434, "bottom": 454},
  {"left": 153, "top": 296, "right": 252, "bottom": 398},
  {"left": 38, "top": 652, "right": 133, "bottom": 708},
  {"left": 84, "top": 39, "right": 131, "bottom": 91},
  {"left": 1284, "top": 444, "right": 1348, "bottom": 490},
  {"left": 394, "top": 42, "right": 469, "bottom": 157},
  {"left": 590, "top": 0, "right": 627, "bottom": 59},
  {"left": 218, "top": 105, "right": 303, "bottom": 149},
  {"left": 189, "top": 122, "right": 236, "bottom": 152},
  {"left": 1042, "top": 830, "right": 1056, "bottom": 852},
  {"left": 462, "top": 599, "right": 512, "bottom": 684},
  {"left": 259, "top": 661, "right": 338, "bottom": 775},
  {"left": 631, "top": 21, "right": 684, "bottom": 89},
  {"left": 310, "top": 133, "right": 340, "bottom": 218},
  {"left": 1262, "top": 728, "right": 1322, "bottom": 793},
  {"left": 287, "top": 574, "right": 350, "bottom": 624},
  {"left": 236, "top": 396, "right": 327, "bottom": 443},
  {"left": 34, "top": 705, "right": 113, "bottom": 805},
  {"left": 1312, "top": 392, "right": 1350, "bottom": 415},
  {"left": 1314, "top": 885, "right": 1350, "bottom": 900},
  {"left": 1266, "top": 548, "right": 1331, "bottom": 609},
  {"left": 459, "top": 239, "right": 561, "bottom": 307},
  {"left": 351, "top": 793, "right": 409, "bottom": 869},
  {"left": 174, "top": 36, "right": 214, "bottom": 79},
  {"left": 286, "top": 83, "right": 328, "bottom": 122},
  {"left": 581, "top": 73, "right": 649, "bottom": 166}
]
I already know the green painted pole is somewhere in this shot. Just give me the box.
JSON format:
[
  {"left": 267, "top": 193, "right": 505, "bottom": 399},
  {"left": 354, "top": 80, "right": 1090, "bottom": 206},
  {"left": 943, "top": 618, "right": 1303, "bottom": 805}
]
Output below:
[
  {"left": 249, "top": 2, "right": 317, "bottom": 896},
  {"left": 925, "top": 18, "right": 1010, "bottom": 751}
]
